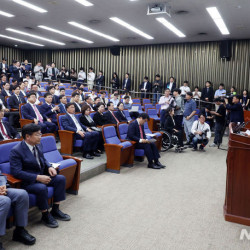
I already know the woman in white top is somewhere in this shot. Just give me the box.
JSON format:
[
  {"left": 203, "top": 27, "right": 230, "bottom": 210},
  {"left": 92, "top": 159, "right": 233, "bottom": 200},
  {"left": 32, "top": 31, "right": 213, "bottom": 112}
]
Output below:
[
  {"left": 87, "top": 67, "right": 95, "bottom": 90},
  {"left": 54, "top": 84, "right": 60, "bottom": 96},
  {"left": 180, "top": 81, "right": 191, "bottom": 98},
  {"left": 192, "top": 86, "right": 201, "bottom": 99}
]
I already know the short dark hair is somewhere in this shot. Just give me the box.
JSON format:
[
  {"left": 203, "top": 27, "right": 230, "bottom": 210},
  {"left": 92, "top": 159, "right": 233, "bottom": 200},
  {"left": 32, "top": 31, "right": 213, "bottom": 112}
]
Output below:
[
  {"left": 85, "top": 96, "right": 91, "bottom": 101},
  {"left": 48, "top": 86, "right": 55, "bottom": 91},
  {"left": 95, "top": 102, "right": 104, "bottom": 110},
  {"left": 206, "top": 81, "right": 212, "bottom": 85},
  {"left": 114, "top": 93, "right": 118, "bottom": 97},
  {"left": 12, "top": 78, "right": 17, "bottom": 83},
  {"left": 72, "top": 92, "right": 80, "bottom": 98},
  {"left": 155, "top": 74, "right": 160, "bottom": 78},
  {"left": 94, "top": 97, "right": 100, "bottom": 101},
  {"left": 3, "top": 82, "right": 9, "bottom": 86},
  {"left": 12, "top": 85, "right": 20, "bottom": 90},
  {"left": 79, "top": 88, "right": 84, "bottom": 92},
  {"left": 186, "top": 92, "right": 193, "bottom": 97},
  {"left": 126, "top": 73, "right": 130, "bottom": 76},
  {"left": 27, "top": 92, "right": 36, "bottom": 98},
  {"left": 107, "top": 102, "right": 113, "bottom": 107},
  {"left": 22, "top": 124, "right": 41, "bottom": 139},
  {"left": 59, "top": 94, "right": 65, "bottom": 100},
  {"left": 198, "top": 114, "right": 205, "bottom": 118},
  {"left": 60, "top": 88, "right": 65, "bottom": 91},
  {"left": 65, "top": 102, "right": 75, "bottom": 110},
  {"left": 117, "top": 102, "right": 123, "bottom": 108},
  {"left": 44, "top": 92, "right": 52, "bottom": 98},
  {"left": 81, "top": 104, "right": 91, "bottom": 114},
  {"left": 194, "top": 86, "right": 199, "bottom": 89},
  {"left": 80, "top": 67, "right": 84, "bottom": 71},
  {"left": 124, "top": 95, "right": 129, "bottom": 100},
  {"left": 138, "top": 113, "right": 149, "bottom": 121},
  {"left": 144, "top": 76, "right": 149, "bottom": 80},
  {"left": 89, "top": 67, "right": 93, "bottom": 70},
  {"left": 214, "top": 98, "right": 221, "bottom": 103},
  {"left": 219, "top": 83, "right": 224, "bottom": 87},
  {"left": 184, "top": 80, "right": 189, "bottom": 84},
  {"left": 173, "top": 88, "right": 181, "bottom": 94},
  {"left": 234, "top": 95, "right": 241, "bottom": 100}
]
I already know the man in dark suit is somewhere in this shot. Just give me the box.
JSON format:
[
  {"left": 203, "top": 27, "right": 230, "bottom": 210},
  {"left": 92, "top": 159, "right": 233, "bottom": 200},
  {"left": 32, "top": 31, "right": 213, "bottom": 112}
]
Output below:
[
  {"left": 10, "top": 123, "right": 70, "bottom": 228},
  {"left": 61, "top": 103, "right": 100, "bottom": 159},
  {"left": 122, "top": 73, "right": 131, "bottom": 92},
  {"left": 85, "top": 96, "right": 94, "bottom": 112},
  {"left": 95, "top": 71, "right": 105, "bottom": 92},
  {"left": 104, "top": 102, "right": 120, "bottom": 125},
  {"left": 10, "top": 78, "right": 18, "bottom": 92},
  {"left": 0, "top": 75, "right": 7, "bottom": 88},
  {"left": 22, "top": 92, "right": 57, "bottom": 134},
  {"left": 12, "top": 61, "right": 25, "bottom": 83},
  {"left": 225, "top": 95, "right": 244, "bottom": 124},
  {"left": 152, "top": 74, "right": 163, "bottom": 104},
  {"left": 201, "top": 81, "right": 214, "bottom": 107},
  {"left": 127, "top": 113, "right": 165, "bottom": 169},
  {"left": 1, "top": 82, "right": 12, "bottom": 98},
  {"left": 139, "top": 76, "right": 151, "bottom": 98},
  {"left": 58, "top": 95, "right": 67, "bottom": 114},
  {"left": 8, "top": 85, "right": 26, "bottom": 110},
  {"left": 0, "top": 103, "right": 20, "bottom": 141},
  {"left": 48, "top": 86, "right": 59, "bottom": 104},
  {"left": 0, "top": 57, "right": 8, "bottom": 77},
  {"left": 71, "top": 92, "right": 83, "bottom": 112},
  {"left": 165, "top": 76, "right": 176, "bottom": 93},
  {"left": 40, "top": 92, "right": 60, "bottom": 129}
]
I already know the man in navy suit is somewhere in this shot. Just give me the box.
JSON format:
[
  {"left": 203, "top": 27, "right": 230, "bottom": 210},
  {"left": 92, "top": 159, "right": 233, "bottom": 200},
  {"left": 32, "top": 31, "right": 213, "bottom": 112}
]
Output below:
[
  {"left": 0, "top": 57, "right": 8, "bottom": 77},
  {"left": 1, "top": 82, "right": 12, "bottom": 98},
  {"left": 0, "top": 103, "right": 20, "bottom": 141},
  {"left": 139, "top": 76, "right": 151, "bottom": 98},
  {"left": 225, "top": 95, "right": 244, "bottom": 124},
  {"left": 127, "top": 113, "right": 165, "bottom": 169},
  {"left": 40, "top": 92, "right": 59, "bottom": 129},
  {"left": 48, "top": 86, "right": 59, "bottom": 104},
  {"left": 12, "top": 61, "right": 25, "bottom": 83},
  {"left": 22, "top": 92, "right": 57, "bottom": 134},
  {"left": 122, "top": 73, "right": 131, "bottom": 92},
  {"left": 104, "top": 102, "right": 120, "bottom": 124},
  {"left": 10, "top": 123, "right": 70, "bottom": 228},
  {"left": 61, "top": 103, "right": 100, "bottom": 159},
  {"left": 0, "top": 75, "right": 7, "bottom": 88},
  {"left": 58, "top": 95, "right": 67, "bottom": 114},
  {"left": 201, "top": 81, "right": 214, "bottom": 108},
  {"left": 8, "top": 85, "right": 26, "bottom": 110},
  {"left": 165, "top": 76, "right": 176, "bottom": 93}
]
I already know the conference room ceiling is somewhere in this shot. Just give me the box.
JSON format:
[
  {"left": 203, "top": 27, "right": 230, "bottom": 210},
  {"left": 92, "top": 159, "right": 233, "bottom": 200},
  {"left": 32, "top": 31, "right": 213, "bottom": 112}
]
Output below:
[{"left": 0, "top": 0, "right": 248, "bottom": 50}]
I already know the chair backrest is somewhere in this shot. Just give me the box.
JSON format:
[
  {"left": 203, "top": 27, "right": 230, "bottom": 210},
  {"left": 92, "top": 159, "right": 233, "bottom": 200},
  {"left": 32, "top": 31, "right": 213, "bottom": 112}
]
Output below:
[
  {"left": 147, "top": 108, "right": 157, "bottom": 116},
  {"left": 58, "top": 114, "right": 65, "bottom": 130},
  {"left": 63, "top": 83, "right": 70, "bottom": 88},
  {"left": 20, "top": 104, "right": 26, "bottom": 118},
  {"left": 155, "top": 104, "right": 161, "bottom": 114},
  {"left": 66, "top": 96, "right": 71, "bottom": 102},
  {"left": 2, "top": 117, "right": 8, "bottom": 122},
  {"left": 6, "top": 97, "right": 11, "bottom": 109},
  {"left": 132, "top": 98, "right": 140, "bottom": 104},
  {"left": 39, "top": 97, "right": 45, "bottom": 104},
  {"left": 144, "top": 103, "right": 153, "bottom": 111},
  {"left": 144, "top": 121, "right": 152, "bottom": 134},
  {"left": 117, "top": 123, "right": 128, "bottom": 140},
  {"left": 196, "top": 109, "right": 200, "bottom": 115},
  {"left": 90, "top": 111, "right": 96, "bottom": 119},
  {"left": 65, "top": 89, "right": 73, "bottom": 96},
  {"left": 103, "top": 126, "right": 121, "bottom": 144},
  {"left": 143, "top": 99, "right": 151, "bottom": 104},
  {"left": 0, "top": 141, "right": 20, "bottom": 174},
  {"left": 123, "top": 110, "right": 132, "bottom": 121},
  {"left": 75, "top": 113, "right": 81, "bottom": 120},
  {"left": 83, "top": 87, "right": 88, "bottom": 92},
  {"left": 40, "top": 136, "right": 63, "bottom": 163}
]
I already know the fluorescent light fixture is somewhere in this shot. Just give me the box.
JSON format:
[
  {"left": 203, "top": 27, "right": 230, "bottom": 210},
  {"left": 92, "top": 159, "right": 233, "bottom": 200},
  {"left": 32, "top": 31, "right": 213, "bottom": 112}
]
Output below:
[
  {"left": 156, "top": 17, "right": 186, "bottom": 38},
  {"left": 68, "top": 21, "right": 119, "bottom": 42},
  {"left": 12, "top": 0, "right": 47, "bottom": 13},
  {"left": 0, "top": 34, "right": 44, "bottom": 46},
  {"left": 38, "top": 25, "right": 93, "bottom": 44},
  {"left": 109, "top": 17, "right": 154, "bottom": 40},
  {"left": 0, "top": 10, "right": 14, "bottom": 17},
  {"left": 6, "top": 28, "right": 65, "bottom": 45},
  {"left": 75, "top": 0, "right": 93, "bottom": 6},
  {"left": 206, "top": 7, "right": 230, "bottom": 35}
]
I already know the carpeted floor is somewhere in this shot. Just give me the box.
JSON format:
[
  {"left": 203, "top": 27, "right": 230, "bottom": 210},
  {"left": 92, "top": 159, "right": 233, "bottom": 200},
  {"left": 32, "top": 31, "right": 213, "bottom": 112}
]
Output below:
[{"left": 3, "top": 140, "right": 250, "bottom": 250}]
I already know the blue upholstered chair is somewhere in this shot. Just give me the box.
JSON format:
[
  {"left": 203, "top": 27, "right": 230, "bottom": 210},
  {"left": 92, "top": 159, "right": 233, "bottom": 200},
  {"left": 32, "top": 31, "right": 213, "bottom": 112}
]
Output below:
[
  {"left": 132, "top": 98, "right": 140, "bottom": 104},
  {"left": 147, "top": 108, "right": 160, "bottom": 131},
  {"left": 19, "top": 104, "right": 33, "bottom": 128},
  {"left": 144, "top": 103, "right": 154, "bottom": 112},
  {"left": 102, "top": 125, "right": 134, "bottom": 173},
  {"left": 143, "top": 98, "right": 151, "bottom": 105},
  {"left": 90, "top": 111, "right": 96, "bottom": 119},
  {"left": 39, "top": 96, "right": 45, "bottom": 104},
  {"left": 155, "top": 104, "right": 161, "bottom": 115},
  {"left": 123, "top": 110, "right": 132, "bottom": 121},
  {"left": 144, "top": 122, "right": 162, "bottom": 151},
  {"left": 65, "top": 89, "right": 73, "bottom": 96},
  {"left": 63, "top": 83, "right": 71, "bottom": 88}
]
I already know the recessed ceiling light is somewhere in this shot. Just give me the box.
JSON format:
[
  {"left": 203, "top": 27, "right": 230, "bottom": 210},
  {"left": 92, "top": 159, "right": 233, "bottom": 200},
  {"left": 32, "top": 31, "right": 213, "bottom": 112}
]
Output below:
[
  {"left": 38, "top": 25, "right": 93, "bottom": 44},
  {"left": 206, "top": 7, "right": 230, "bottom": 35},
  {"left": 6, "top": 28, "right": 65, "bottom": 45},
  {"left": 156, "top": 17, "right": 186, "bottom": 37},
  {"left": 75, "top": 0, "right": 93, "bottom": 7},
  {"left": 0, "top": 10, "right": 15, "bottom": 17},
  {"left": 68, "top": 21, "right": 119, "bottom": 42},
  {"left": 0, "top": 34, "right": 44, "bottom": 46},
  {"left": 12, "top": 0, "right": 47, "bottom": 13},
  {"left": 109, "top": 17, "right": 154, "bottom": 40}
]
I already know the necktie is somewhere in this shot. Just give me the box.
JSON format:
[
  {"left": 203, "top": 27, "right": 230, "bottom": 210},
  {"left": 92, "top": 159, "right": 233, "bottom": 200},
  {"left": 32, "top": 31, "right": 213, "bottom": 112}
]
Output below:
[
  {"left": 33, "top": 104, "right": 43, "bottom": 123},
  {"left": 52, "top": 68, "right": 55, "bottom": 79},
  {"left": 33, "top": 146, "right": 41, "bottom": 167},
  {"left": 111, "top": 112, "right": 119, "bottom": 124},
  {"left": 17, "top": 95, "right": 21, "bottom": 103},
  {"left": 139, "top": 125, "right": 144, "bottom": 139},
  {"left": 0, "top": 122, "right": 10, "bottom": 139}
]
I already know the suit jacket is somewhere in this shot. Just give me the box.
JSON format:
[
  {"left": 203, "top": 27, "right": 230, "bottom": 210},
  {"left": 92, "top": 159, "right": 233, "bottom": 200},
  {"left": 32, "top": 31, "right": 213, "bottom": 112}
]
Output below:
[
  {"left": 164, "top": 115, "right": 176, "bottom": 133},
  {"left": 93, "top": 112, "right": 109, "bottom": 126},
  {"left": 122, "top": 78, "right": 131, "bottom": 91},
  {"left": 0, "top": 121, "right": 20, "bottom": 141},
  {"left": 0, "top": 63, "right": 8, "bottom": 75},
  {"left": 127, "top": 120, "right": 146, "bottom": 143},
  {"left": 226, "top": 103, "right": 244, "bottom": 123},
  {"left": 40, "top": 103, "right": 58, "bottom": 121},
  {"left": 47, "top": 67, "right": 59, "bottom": 80},
  {"left": 10, "top": 140, "right": 51, "bottom": 187},
  {"left": 165, "top": 82, "right": 176, "bottom": 93},
  {"left": 8, "top": 95, "right": 26, "bottom": 110},
  {"left": 104, "top": 110, "right": 119, "bottom": 124},
  {"left": 11, "top": 66, "right": 24, "bottom": 81},
  {"left": 80, "top": 115, "right": 96, "bottom": 127},
  {"left": 22, "top": 103, "right": 45, "bottom": 121},
  {"left": 1, "top": 89, "right": 12, "bottom": 98},
  {"left": 152, "top": 80, "right": 163, "bottom": 93},
  {"left": 19, "top": 90, "right": 27, "bottom": 98},
  {"left": 73, "top": 102, "right": 82, "bottom": 113},
  {"left": 58, "top": 103, "right": 67, "bottom": 114},
  {"left": 201, "top": 87, "right": 214, "bottom": 102},
  {"left": 111, "top": 77, "right": 119, "bottom": 89},
  {"left": 116, "top": 110, "right": 127, "bottom": 122},
  {"left": 139, "top": 81, "right": 151, "bottom": 92},
  {"left": 96, "top": 75, "right": 105, "bottom": 86},
  {"left": 0, "top": 81, "right": 6, "bottom": 88},
  {"left": 61, "top": 113, "right": 87, "bottom": 133},
  {"left": 52, "top": 95, "right": 59, "bottom": 104},
  {"left": 100, "top": 97, "right": 108, "bottom": 107}
]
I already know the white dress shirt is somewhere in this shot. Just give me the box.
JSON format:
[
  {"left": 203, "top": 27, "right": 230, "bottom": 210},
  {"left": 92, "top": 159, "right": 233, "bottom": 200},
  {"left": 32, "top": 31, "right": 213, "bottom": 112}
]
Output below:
[
  {"left": 5, "top": 90, "right": 11, "bottom": 97},
  {"left": 0, "top": 99, "right": 6, "bottom": 109},
  {"left": 159, "top": 96, "right": 174, "bottom": 110},
  {"left": 29, "top": 103, "right": 42, "bottom": 120},
  {"left": 180, "top": 86, "right": 190, "bottom": 95},
  {"left": 87, "top": 72, "right": 95, "bottom": 82},
  {"left": 68, "top": 113, "right": 83, "bottom": 132},
  {"left": 78, "top": 71, "right": 86, "bottom": 81},
  {"left": 191, "top": 121, "right": 211, "bottom": 140},
  {"left": 24, "top": 141, "right": 40, "bottom": 166},
  {"left": 2, "top": 63, "right": 6, "bottom": 73}
]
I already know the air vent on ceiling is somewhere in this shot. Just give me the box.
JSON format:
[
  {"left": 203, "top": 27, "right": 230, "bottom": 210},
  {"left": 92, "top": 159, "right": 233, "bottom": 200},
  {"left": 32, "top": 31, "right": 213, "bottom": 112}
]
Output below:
[
  {"left": 88, "top": 20, "right": 101, "bottom": 24},
  {"left": 175, "top": 10, "right": 189, "bottom": 15},
  {"left": 197, "top": 32, "right": 207, "bottom": 36},
  {"left": 24, "top": 27, "right": 33, "bottom": 30}
]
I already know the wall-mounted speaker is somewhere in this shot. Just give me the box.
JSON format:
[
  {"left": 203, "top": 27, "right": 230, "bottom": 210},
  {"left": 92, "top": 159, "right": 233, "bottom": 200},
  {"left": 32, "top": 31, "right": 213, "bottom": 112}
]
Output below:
[
  {"left": 220, "top": 41, "right": 231, "bottom": 61},
  {"left": 110, "top": 46, "right": 120, "bottom": 56}
]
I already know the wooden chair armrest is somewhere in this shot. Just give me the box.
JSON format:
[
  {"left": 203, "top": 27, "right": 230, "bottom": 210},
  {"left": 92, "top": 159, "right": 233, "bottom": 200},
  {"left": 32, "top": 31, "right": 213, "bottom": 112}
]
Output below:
[
  {"left": 104, "top": 143, "right": 123, "bottom": 149},
  {"left": 62, "top": 155, "right": 83, "bottom": 163},
  {"left": 58, "top": 130, "right": 75, "bottom": 136},
  {"left": 11, "top": 108, "right": 18, "bottom": 112},
  {"left": 2, "top": 173, "right": 22, "bottom": 185},
  {"left": 152, "top": 131, "right": 163, "bottom": 135}
]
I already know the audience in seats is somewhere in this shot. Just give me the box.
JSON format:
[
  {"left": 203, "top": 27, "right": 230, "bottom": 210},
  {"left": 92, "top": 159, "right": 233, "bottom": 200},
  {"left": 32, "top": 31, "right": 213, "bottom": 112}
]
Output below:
[
  {"left": 191, "top": 114, "right": 211, "bottom": 151},
  {"left": 10, "top": 124, "right": 71, "bottom": 228},
  {"left": 122, "top": 73, "right": 131, "bottom": 92},
  {"left": 85, "top": 96, "right": 94, "bottom": 111},
  {"left": 116, "top": 102, "right": 128, "bottom": 122},
  {"left": 1, "top": 82, "right": 12, "bottom": 98},
  {"left": 10, "top": 79, "right": 18, "bottom": 91},
  {"left": 225, "top": 95, "right": 244, "bottom": 124},
  {"left": 164, "top": 107, "right": 185, "bottom": 150},
  {"left": 152, "top": 74, "right": 163, "bottom": 104},
  {"left": 40, "top": 92, "right": 60, "bottom": 129},
  {"left": 58, "top": 95, "right": 67, "bottom": 114},
  {"left": 87, "top": 67, "right": 95, "bottom": 90},
  {"left": 8, "top": 85, "right": 26, "bottom": 110},
  {"left": 123, "top": 95, "right": 132, "bottom": 110},
  {"left": 93, "top": 102, "right": 109, "bottom": 126},
  {"left": 110, "top": 90, "right": 120, "bottom": 100},
  {"left": 139, "top": 76, "right": 151, "bottom": 99},
  {"left": 0, "top": 75, "right": 7, "bottom": 88},
  {"left": 23, "top": 75, "right": 33, "bottom": 90},
  {"left": 165, "top": 76, "right": 176, "bottom": 93},
  {"left": 89, "top": 90, "right": 97, "bottom": 101},
  {"left": 104, "top": 102, "right": 120, "bottom": 125},
  {"left": 61, "top": 103, "right": 100, "bottom": 159},
  {"left": 48, "top": 86, "right": 59, "bottom": 104},
  {"left": 127, "top": 113, "right": 165, "bottom": 169},
  {"left": 110, "top": 93, "right": 119, "bottom": 108},
  {"left": 71, "top": 92, "right": 83, "bottom": 113},
  {"left": 93, "top": 97, "right": 101, "bottom": 111},
  {"left": 22, "top": 92, "right": 57, "bottom": 134},
  {"left": 95, "top": 70, "right": 105, "bottom": 93},
  {"left": 59, "top": 87, "right": 66, "bottom": 97},
  {"left": 0, "top": 103, "right": 20, "bottom": 141},
  {"left": 0, "top": 181, "right": 36, "bottom": 248},
  {"left": 78, "top": 88, "right": 85, "bottom": 103},
  {"left": 19, "top": 81, "right": 27, "bottom": 97},
  {"left": 121, "top": 91, "right": 133, "bottom": 104},
  {"left": 172, "top": 88, "right": 184, "bottom": 130},
  {"left": 183, "top": 92, "right": 197, "bottom": 146},
  {"left": 80, "top": 105, "right": 104, "bottom": 153},
  {"left": 100, "top": 91, "right": 108, "bottom": 108},
  {"left": 31, "top": 84, "right": 42, "bottom": 105}
]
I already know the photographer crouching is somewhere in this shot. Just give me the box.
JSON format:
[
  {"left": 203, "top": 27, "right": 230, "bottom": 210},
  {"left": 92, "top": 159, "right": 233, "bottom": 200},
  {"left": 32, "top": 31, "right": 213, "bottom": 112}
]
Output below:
[{"left": 191, "top": 114, "right": 211, "bottom": 151}]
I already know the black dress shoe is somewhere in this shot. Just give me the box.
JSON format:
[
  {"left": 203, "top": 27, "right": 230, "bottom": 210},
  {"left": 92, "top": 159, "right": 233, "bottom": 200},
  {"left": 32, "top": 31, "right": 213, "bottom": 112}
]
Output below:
[
  {"left": 0, "top": 242, "right": 5, "bottom": 250},
  {"left": 148, "top": 163, "right": 161, "bottom": 169},
  {"left": 83, "top": 153, "right": 94, "bottom": 159},
  {"left": 41, "top": 213, "right": 59, "bottom": 228},
  {"left": 91, "top": 152, "right": 101, "bottom": 157},
  {"left": 155, "top": 161, "right": 166, "bottom": 168},
  {"left": 51, "top": 209, "right": 71, "bottom": 221},
  {"left": 13, "top": 228, "right": 36, "bottom": 245}
]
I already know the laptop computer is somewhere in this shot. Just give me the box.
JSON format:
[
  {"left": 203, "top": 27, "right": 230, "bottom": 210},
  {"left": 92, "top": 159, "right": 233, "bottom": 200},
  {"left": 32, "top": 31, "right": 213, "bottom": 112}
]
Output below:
[{"left": 130, "top": 106, "right": 139, "bottom": 112}]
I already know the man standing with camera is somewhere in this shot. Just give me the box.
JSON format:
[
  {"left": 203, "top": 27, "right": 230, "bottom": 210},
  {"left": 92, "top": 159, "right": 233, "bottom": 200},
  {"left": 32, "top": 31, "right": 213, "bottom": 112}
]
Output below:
[{"left": 191, "top": 114, "right": 211, "bottom": 151}]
